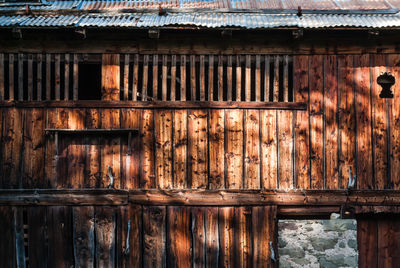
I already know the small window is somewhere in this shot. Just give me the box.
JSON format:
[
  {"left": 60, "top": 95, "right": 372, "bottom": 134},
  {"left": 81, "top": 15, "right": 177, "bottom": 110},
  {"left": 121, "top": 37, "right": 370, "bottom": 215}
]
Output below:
[{"left": 78, "top": 62, "right": 101, "bottom": 100}]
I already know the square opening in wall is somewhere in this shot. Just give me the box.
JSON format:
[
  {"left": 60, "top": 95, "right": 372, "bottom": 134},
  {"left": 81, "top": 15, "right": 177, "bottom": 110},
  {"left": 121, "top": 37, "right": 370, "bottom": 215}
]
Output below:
[{"left": 78, "top": 63, "right": 102, "bottom": 100}]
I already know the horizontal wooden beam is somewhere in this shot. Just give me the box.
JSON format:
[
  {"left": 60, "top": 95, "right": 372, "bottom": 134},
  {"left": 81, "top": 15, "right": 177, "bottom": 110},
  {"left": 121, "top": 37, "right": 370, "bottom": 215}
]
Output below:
[
  {"left": 1, "top": 189, "right": 400, "bottom": 207},
  {"left": 0, "top": 101, "right": 307, "bottom": 110}
]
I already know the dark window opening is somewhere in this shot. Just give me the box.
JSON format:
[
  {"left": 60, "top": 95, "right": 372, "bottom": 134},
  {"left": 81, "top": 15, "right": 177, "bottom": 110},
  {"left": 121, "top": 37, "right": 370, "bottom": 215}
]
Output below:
[{"left": 78, "top": 63, "right": 101, "bottom": 100}]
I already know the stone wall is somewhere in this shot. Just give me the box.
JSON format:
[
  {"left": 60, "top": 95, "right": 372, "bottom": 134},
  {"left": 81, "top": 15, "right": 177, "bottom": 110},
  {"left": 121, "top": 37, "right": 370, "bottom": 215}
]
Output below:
[{"left": 278, "top": 215, "right": 358, "bottom": 268}]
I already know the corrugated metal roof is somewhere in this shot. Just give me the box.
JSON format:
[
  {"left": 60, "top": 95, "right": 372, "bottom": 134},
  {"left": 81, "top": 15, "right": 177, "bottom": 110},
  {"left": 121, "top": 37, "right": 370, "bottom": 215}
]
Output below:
[{"left": 2, "top": 12, "right": 400, "bottom": 28}]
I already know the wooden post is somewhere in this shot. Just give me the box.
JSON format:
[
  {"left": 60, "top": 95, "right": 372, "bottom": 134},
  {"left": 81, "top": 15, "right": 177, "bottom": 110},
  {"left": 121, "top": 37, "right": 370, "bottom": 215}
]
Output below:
[{"left": 101, "top": 54, "right": 120, "bottom": 100}]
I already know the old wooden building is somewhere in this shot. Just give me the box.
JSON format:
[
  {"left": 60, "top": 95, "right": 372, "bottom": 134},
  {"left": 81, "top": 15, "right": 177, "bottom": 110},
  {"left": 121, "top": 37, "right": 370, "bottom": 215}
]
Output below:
[{"left": 1, "top": 0, "right": 400, "bottom": 266}]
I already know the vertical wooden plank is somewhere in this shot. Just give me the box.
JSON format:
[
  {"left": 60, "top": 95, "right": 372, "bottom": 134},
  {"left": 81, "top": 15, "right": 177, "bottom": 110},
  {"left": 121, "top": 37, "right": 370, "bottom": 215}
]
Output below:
[
  {"left": 121, "top": 109, "right": 140, "bottom": 189},
  {"left": 355, "top": 54, "right": 373, "bottom": 189},
  {"left": 252, "top": 206, "right": 277, "bottom": 267},
  {"left": 227, "top": 55, "right": 232, "bottom": 101},
  {"left": 255, "top": 55, "right": 261, "bottom": 102},
  {"left": 200, "top": 55, "right": 205, "bottom": 101},
  {"left": 209, "top": 109, "right": 225, "bottom": 189},
  {"left": 338, "top": 55, "right": 356, "bottom": 189},
  {"left": 162, "top": 55, "right": 167, "bottom": 101},
  {"left": 0, "top": 207, "right": 15, "bottom": 268},
  {"left": 283, "top": 55, "right": 289, "bottom": 102},
  {"left": 68, "top": 109, "right": 85, "bottom": 188},
  {"left": 64, "top": 54, "right": 70, "bottom": 101},
  {"left": 0, "top": 53, "right": 3, "bottom": 100},
  {"left": 117, "top": 205, "right": 142, "bottom": 268},
  {"left": 219, "top": 207, "right": 235, "bottom": 267},
  {"left": 85, "top": 108, "right": 101, "bottom": 188},
  {"left": 170, "top": 55, "right": 176, "bottom": 101},
  {"left": 244, "top": 110, "right": 260, "bottom": 189},
  {"left": 206, "top": 207, "right": 219, "bottom": 268},
  {"left": 143, "top": 206, "right": 166, "bottom": 267},
  {"left": 358, "top": 219, "right": 377, "bottom": 268},
  {"left": 37, "top": 53, "right": 42, "bottom": 100},
  {"left": 73, "top": 206, "right": 95, "bottom": 268},
  {"left": 18, "top": 53, "right": 23, "bottom": 101},
  {"left": 208, "top": 55, "right": 214, "bottom": 101},
  {"left": 192, "top": 207, "right": 206, "bottom": 268},
  {"left": 132, "top": 54, "right": 138, "bottom": 101},
  {"left": 95, "top": 207, "right": 116, "bottom": 268},
  {"left": 140, "top": 109, "right": 155, "bottom": 188},
  {"left": 124, "top": 54, "right": 129, "bottom": 100},
  {"left": 191, "top": 55, "right": 196, "bottom": 101},
  {"left": 294, "top": 55, "right": 310, "bottom": 189},
  {"left": 55, "top": 54, "right": 60, "bottom": 100},
  {"left": 155, "top": 110, "right": 173, "bottom": 189},
  {"left": 48, "top": 206, "right": 74, "bottom": 268},
  {"left": 168, "top": 207, "right": 191, "bottom": 268},
  {"left": 245, "top": 55, "right": 251, "bottom": 102},
  {"left": 101, "top": 109, "right": 121, "bottom": 188},
  {"left": 273, "top": 55, "right": 279, "bottom": 102},
  {"left": 23, "top": 108, "right": 45, "bottom": 188},
  {"left": 235, "top": 207, "right": 252, "bottom": 267},
  {"left": 377, "top": 219, "right": 400, "bottom": 267},
  {"left": 73, "top": 53, "right": 78, "bottom": 100},
  {"left": 46, "top": 53, "right": 51, "bottom": 100},
  {"left": 102, "top": 54, "right": 120, "bottom": 100},
  {"left": 218, "top": 55, "right": 223, "bottom": 101},
  {"left": 27, "top": 54, "right": 33, "bottom": 101},
  {"left": 261, "top": 110, "right": 277, "bottom": 189},
  {"left": 236, "top": 55, "right": 241, "bottom": 101},
  {"left": 153, "top": 54, "right": 158, "bottom": 99},
  {"left": 173, "top": 110, "right": 188, "bottom": 189},
  {"left": 325, "top": 55, "right": 339, "bottom": 189},
  {"left": 9, "top": 53, "right": 14, "bottom": 100},
  {"left": 188, "top": 110, "right": 208, "bottom": 189},
  {"left": 278, "top": 110, "right": 294, "bottom": 189},
  {"left": 14, "top": 207, "right": 25, "bottom": 268},
  {"left": 309, "top": 55, "right": 324, "bottom": 189},
  {"left": 180, "top": 55, "right": 186, "bottom": 101},
  {"left": 225, "top": 109, "right": 243, "bottom": 189},
  {"left": 264, "top": 55, "right": 270, "bottom": 102}
]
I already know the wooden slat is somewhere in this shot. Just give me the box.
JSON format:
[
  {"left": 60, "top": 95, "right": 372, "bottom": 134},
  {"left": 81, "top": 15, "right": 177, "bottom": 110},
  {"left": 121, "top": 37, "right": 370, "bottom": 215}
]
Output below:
[
  {"left": 140, "top": 109, "right": 155, "bottom": 188},
  {"left": 85, "top": 108, "right": 101, "bottom": 188},
  {"left": 68, "top": 109, "right": 85, "bottom": 188},
  {"left": 225, "top": 110, "right": 243, "bottom": 189},
  {"left": 236, "top": 55, "right": 241, "bottom": 101},
  {"left": 121, "top": 109, "right": 140, "bottom": 189},
  {"left": 142, "top": 55, "right": 149, "bottom": 100},
  {"left": 278, "top": 110, "right": 293, "bottom": 189},
  {"left": 273, "top": 55, "right": 279, "bottom": 102},
  {"left": 168, "top": 206, "right": 192, "bottom": 267},
  {"left": 170, "top": 55, "right": 176, "bottom": 101},
  {"left": 252, "top": 206, "right": 277, "bottom": 267},
  {"left": 143, "top": 206, "right": 166, "bottom": 267},
  {"left": 8, "top": 53, "right": 14, "bottom": 100},
  {"left": 188, "top": 110, "right": 208, "bottom": 189},
  {"left": 264, "top": 55, "right": 270, "bottom": 102},
  {"left": 73, "top": 54, "right": 79, "bottom": 100},
  {"left": 309, "top": 55, "right": 324, "bottom": 189},
  {"left": 123, "top": 54, "right": 129, "bottom": 100},
  {"left": 377, "top": 219, "right": 400, "bottom": 267},
  {"left": 219, "top": 207, "right": 235, "bottom": 267},
  {"left": 245, "top": 55, "right": 251, "bottom": 102},
  {"left": 325, "top": 55, "right": 339, "bottom": 189},
  {"left": 0, "top": 207, "right": 15, "bottom": 268},
  {"left": 153, "top": 54, "right": 158, "bottom": 99},
  {"left": 46, "top": 54, "right": 51, "bottom": 100},
  {"left": 338, "top": 55, "right": 356, "bottom": 189},
  {"left": 294, "top": 55, "right": 310, "bottom": 189},
  {"left": 173, "top": 110, "right": 187, "bottom": 188},
  {"left": 162, "top": 55, "right": 167, "bottom": 101},
  {"left": 102, "top": 54, "right": 120, "bottom": 100},
  {"left": 0, "top": 53, "right": 3, "bottom": 100},
  {"left": 95, "top": 207, "right": 116, "bottom": 268},
  {"left": 18, "top": 53, "right": 23, "bottom": 101},
  {"left": 27, "top": 54, "right": 33, "bottom": 101},
  {"left": 155, "top": 110, "right": 173, "bottom": 189},
  {"left": 101, "top": 108, "right": 121, "bottom": 188},
  {"left": 235, "top": 206, "right": 252, "bottom": 267},
  {"left": 355, "top": 54, "right": 373, "bottom": 189},
  {"left": 200, "top": 55, "right": 205, "bottom": 101},
  {"left": 55, "top": 54, "right": 61, "bottom": 100},
  {"left": 208, "top": 55, "right": 214, "bottom": 101},
  {"left": 73, "top": 206, "right": 95, "bottom": 268},
  {"left": 180, "top": 55, "right": 186, "bottom": 101},
  {"left": 244, "top": 109, "right": 260, "bottom": 189},
  {"left": 261, "top": 110, "right": 277, "bottom": 189},
  {"left": 218, "top": 55, "right": 223, "bottom": 101},
  {"left": 132, "top": 54, "right": 138, "bottom": 101},
  {"left": 48, "top": 206, "right": 74, "bottom": 268},
  {"left": 37, "top": 53, "right": 42, "bottom": 100},
  {"left": 227, "top": 55, "right": 232, "bottom": 101},
  {"left": 357, "top": 219, "right": 377, "bottom": 268},
  {"left": 64, "top": 54, "right": 70, "bottom": 100},
  {"left": 191, "top": 55, "right": 196, "bottom": 101},
  {"left": 206, "top": 207, "right": 219, "bottom": 267},
  {"left": 255, "top": 55, "right": 261, "bottom": 101},
  {"left": 283, "top": 55, "right": 289, "bottom": 102},
  {"left": 192, "top": 207, "right": 206, "bottom": 268},
  {"left": 14, "top": 208, "right": 25, "bottom": 268},
  {"left": 209, "top": 109, "right": 225, "bottom": 189}
]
